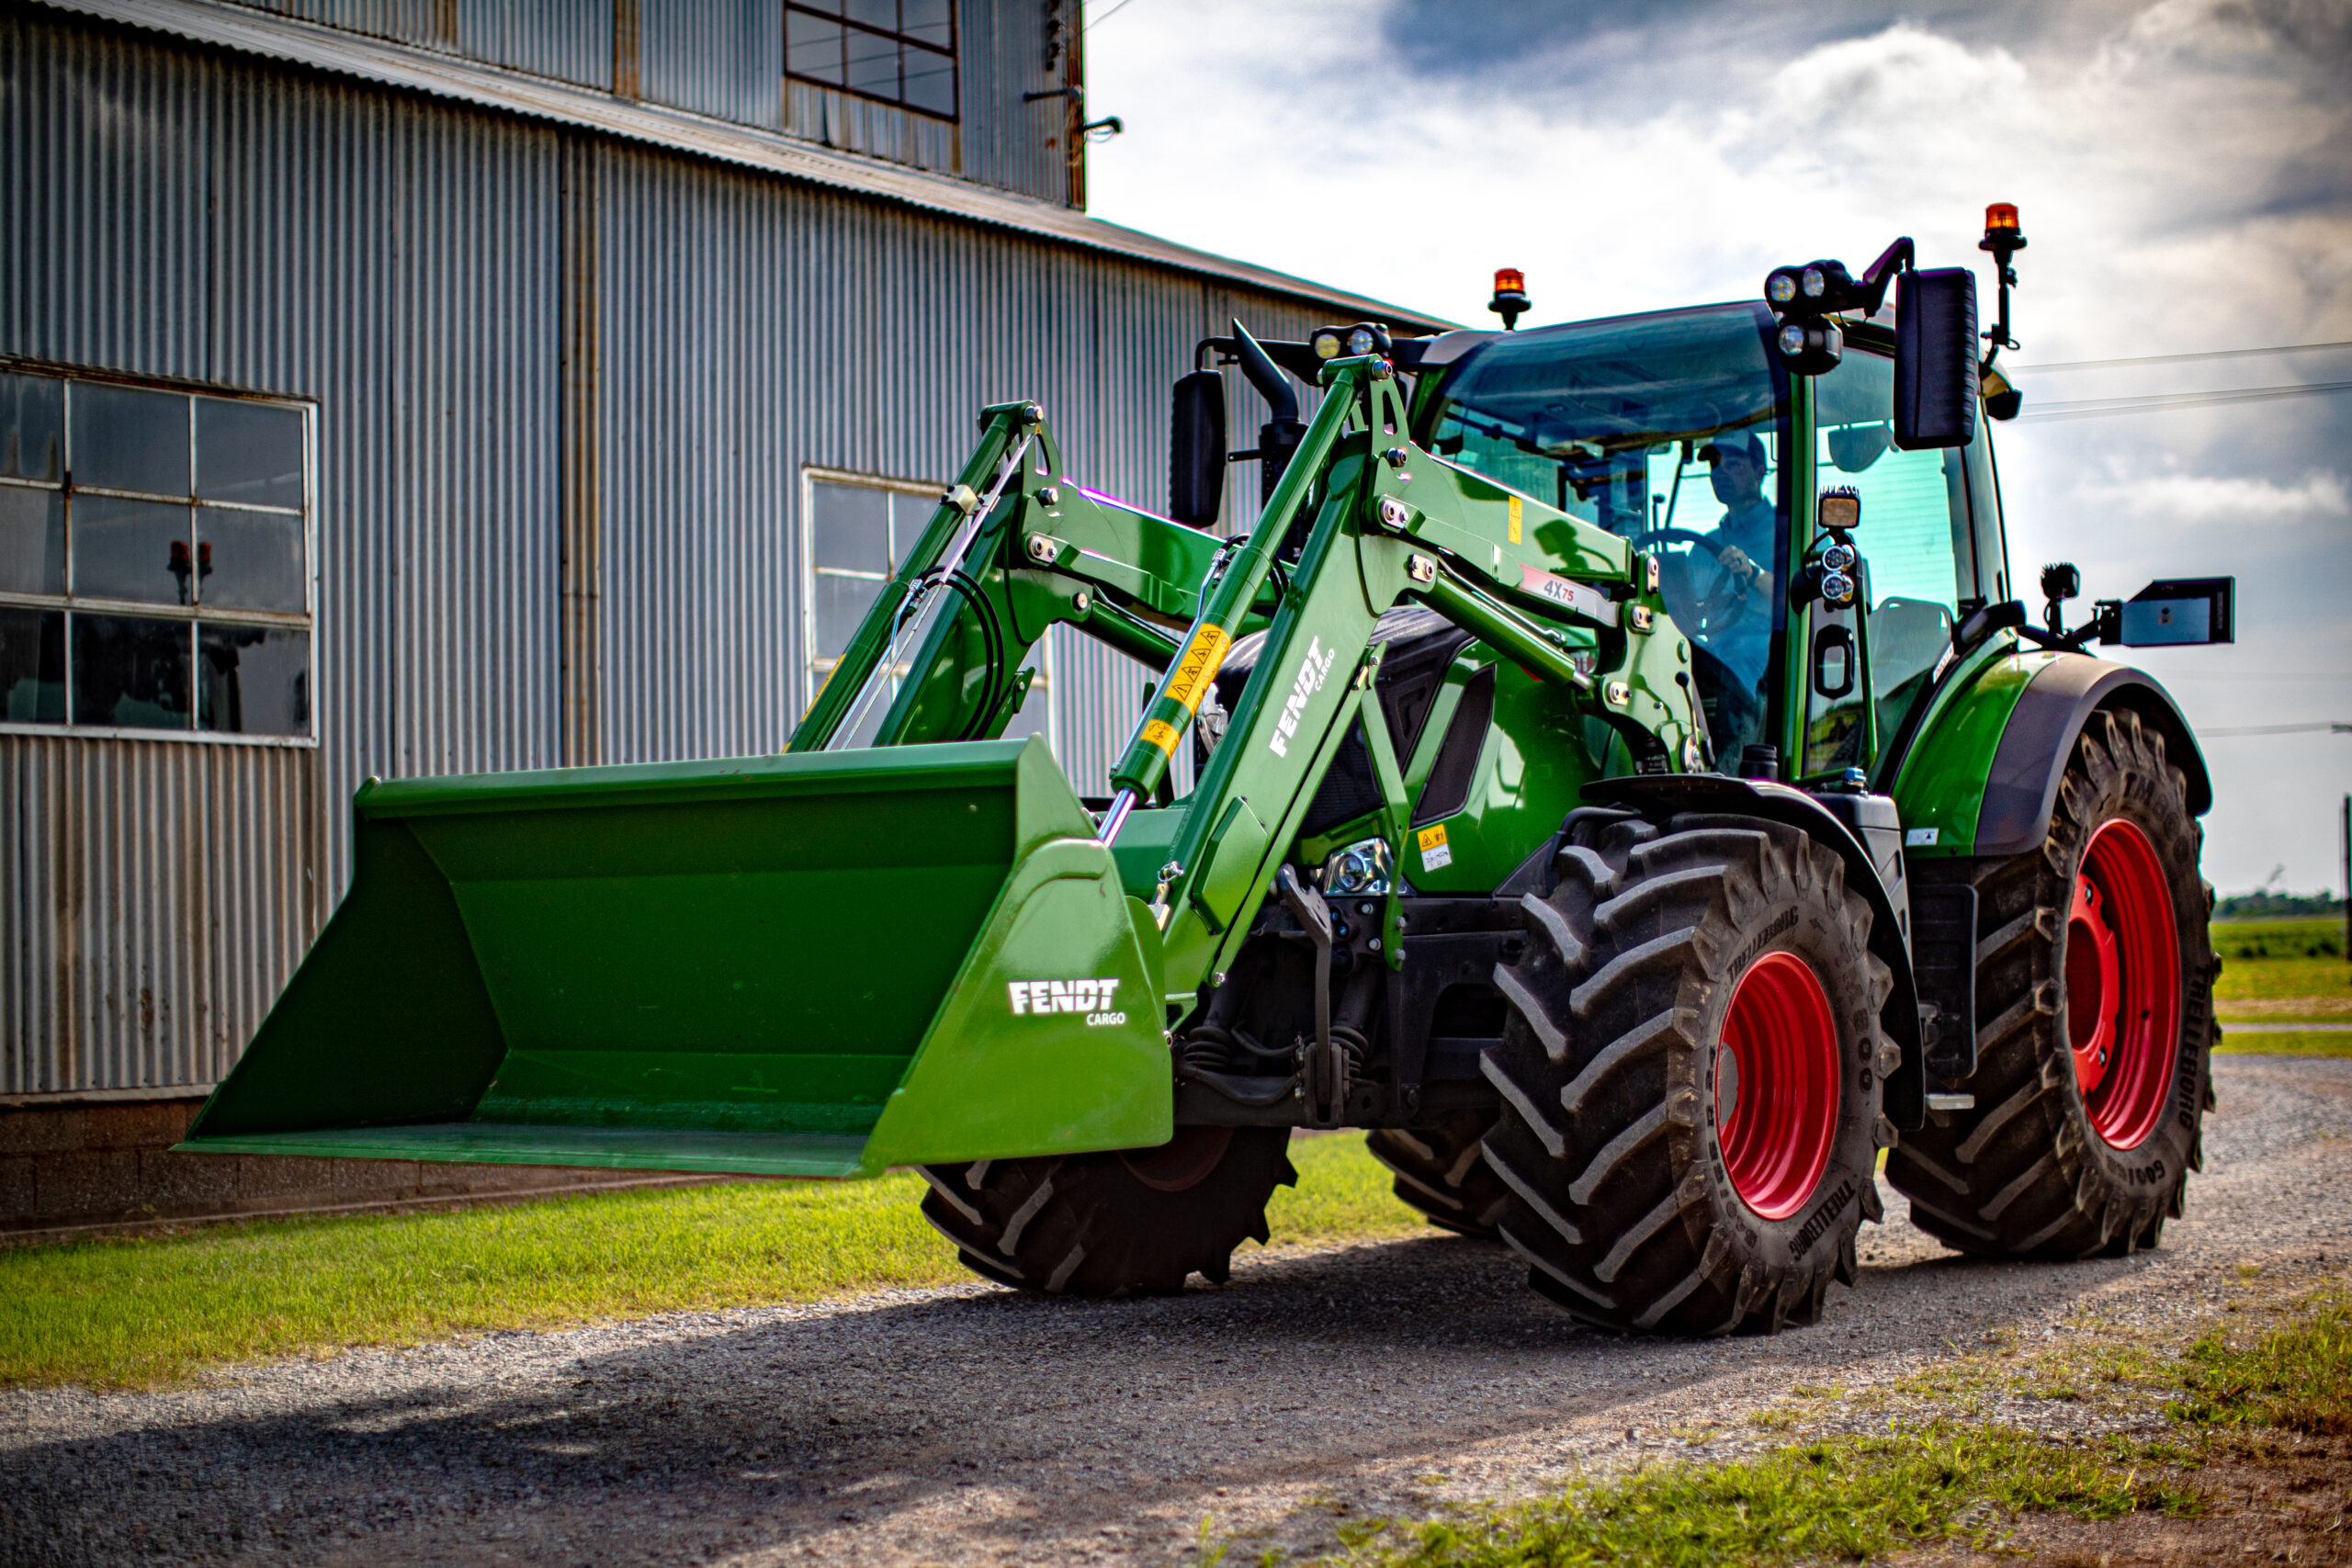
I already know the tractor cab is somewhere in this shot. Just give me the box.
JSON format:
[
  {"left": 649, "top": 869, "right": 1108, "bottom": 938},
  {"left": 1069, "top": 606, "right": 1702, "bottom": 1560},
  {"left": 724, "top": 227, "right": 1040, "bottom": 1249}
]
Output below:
[{"left": 1407, "top": 299, "right": 2011, "bottom": 784}]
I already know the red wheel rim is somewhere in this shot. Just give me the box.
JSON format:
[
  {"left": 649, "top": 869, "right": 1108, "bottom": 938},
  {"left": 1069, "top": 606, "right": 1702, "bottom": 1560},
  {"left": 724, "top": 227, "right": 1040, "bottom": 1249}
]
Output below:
[
  {"left": 2068, "top": 818, "right": 2179, "bottom": 1150},
  {"left": 1714, "top": 952, "right": 1840, "bottom": 1221}
]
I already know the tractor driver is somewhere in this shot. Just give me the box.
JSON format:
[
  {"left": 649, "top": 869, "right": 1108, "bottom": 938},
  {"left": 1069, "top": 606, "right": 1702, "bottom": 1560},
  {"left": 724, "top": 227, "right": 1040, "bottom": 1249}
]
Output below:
[{"left": 1669, "top": 431, "right": 1779, "bottom": 760}]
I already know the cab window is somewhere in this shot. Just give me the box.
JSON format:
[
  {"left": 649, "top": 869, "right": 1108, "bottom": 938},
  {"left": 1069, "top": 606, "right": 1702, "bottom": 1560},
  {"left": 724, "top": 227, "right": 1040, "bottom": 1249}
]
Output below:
[{"left": 1812, "top": 347, "right": 1991, "bottom": 745}]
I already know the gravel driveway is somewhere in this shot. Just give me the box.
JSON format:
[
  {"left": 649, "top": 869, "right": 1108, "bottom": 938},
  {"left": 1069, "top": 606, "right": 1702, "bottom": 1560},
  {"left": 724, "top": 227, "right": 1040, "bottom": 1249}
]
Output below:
[{"left": 7, "top": 1055, "right": 2351, "bottom": 1568}]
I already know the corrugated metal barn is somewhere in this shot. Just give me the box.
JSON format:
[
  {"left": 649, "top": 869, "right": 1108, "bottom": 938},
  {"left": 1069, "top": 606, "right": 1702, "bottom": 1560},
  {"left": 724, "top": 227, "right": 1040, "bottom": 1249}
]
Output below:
[{"left": 0, "top": 0, "right": 1445, "bottom": 1231}]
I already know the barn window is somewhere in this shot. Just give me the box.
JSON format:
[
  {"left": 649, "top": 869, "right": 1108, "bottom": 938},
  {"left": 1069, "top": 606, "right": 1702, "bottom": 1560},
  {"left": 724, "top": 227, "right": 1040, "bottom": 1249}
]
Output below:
[
  {"left": 0, "top": 367, "right": 313, "bottom": 740},
  {"left": 785, "top": 0, "right": 958, "bottom": 119},
  {"left": 800, "top": 468, "right": 1052, "bottom": 750}
]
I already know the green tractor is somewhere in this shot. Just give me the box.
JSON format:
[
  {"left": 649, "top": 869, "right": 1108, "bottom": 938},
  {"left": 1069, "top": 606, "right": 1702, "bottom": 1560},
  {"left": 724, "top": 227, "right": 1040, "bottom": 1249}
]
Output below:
[{"left": 182, "top": 207, "right": 2233, "bottom": 1333}]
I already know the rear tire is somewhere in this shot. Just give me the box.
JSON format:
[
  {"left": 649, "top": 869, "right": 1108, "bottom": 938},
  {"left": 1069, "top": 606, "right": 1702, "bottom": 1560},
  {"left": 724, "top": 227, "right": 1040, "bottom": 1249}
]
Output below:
[
  {"left": 921, "top": 1127, "right": 1296, "bottom": 1297},
  {"left": 1482, "top": 813, "right": 1894, "bottom": 1335},
  {"left": 1367, "top": 1111, "right": 1508, "bottom": 1238},
  {"left": 1889, "top": 708, "right": 2214, "bottom": 1258}
]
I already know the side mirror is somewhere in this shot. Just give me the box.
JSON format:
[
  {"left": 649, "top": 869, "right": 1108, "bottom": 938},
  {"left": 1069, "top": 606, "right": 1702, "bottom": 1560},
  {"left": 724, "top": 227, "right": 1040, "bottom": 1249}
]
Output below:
[
  {"left": 1169, "top": 369, "right": 1226, "bottom": 528},
  {"left": 1894, "top": 267, "right": 1979, "bottom": 450},
  {"left": 2098, "top": 577, "right": 2235, "bottom": 647}
]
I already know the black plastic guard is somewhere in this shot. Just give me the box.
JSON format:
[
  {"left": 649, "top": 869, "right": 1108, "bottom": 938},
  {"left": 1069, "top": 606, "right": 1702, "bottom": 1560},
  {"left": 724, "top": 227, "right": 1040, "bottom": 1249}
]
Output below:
[
  {"left": 1584, "top": 774, "right": 1926, "bottom": 1132},
  {"left": 1976, "top": 655, "right": 2211, "bottom": 856}
]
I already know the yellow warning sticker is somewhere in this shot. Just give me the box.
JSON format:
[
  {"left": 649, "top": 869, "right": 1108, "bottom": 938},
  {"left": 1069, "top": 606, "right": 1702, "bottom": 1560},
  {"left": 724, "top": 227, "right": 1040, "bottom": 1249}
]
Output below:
[
  {"left": 1507, "top": 495, "right": 1522, "bottom": 546},
  {"left": 1417, "top": 821, "right": 1453, "bottom": 872},
  {"left": 1159, "top": 625, "right": 1231, "bottom": 717},
  {"left": 1139, "top": 718, "right": 1182, "bottom": 756}
]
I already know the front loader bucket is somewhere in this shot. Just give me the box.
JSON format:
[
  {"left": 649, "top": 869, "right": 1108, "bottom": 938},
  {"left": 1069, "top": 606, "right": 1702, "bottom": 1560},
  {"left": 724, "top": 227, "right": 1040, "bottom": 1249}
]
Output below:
[{"left": 178, "top": 738, "right": 1172, "bottom": 1179}]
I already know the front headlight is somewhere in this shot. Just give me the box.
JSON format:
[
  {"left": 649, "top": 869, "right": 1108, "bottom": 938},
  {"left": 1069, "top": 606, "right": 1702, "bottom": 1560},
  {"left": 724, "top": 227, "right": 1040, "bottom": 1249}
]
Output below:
[{"left": 1320, "top": 838, "right": 1394, "bottom": 897}]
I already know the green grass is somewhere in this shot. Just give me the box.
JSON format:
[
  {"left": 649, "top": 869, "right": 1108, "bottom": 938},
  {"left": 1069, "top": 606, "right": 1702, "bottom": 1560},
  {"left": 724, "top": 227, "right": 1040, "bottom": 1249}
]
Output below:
[
  {"left": 1283, "top": 1272, "right": 2352, "bottom": 1568},
  {"left": 1311, "top": 1424, "right": 2198, "bottom": 1567},
  {"left": 0, "top": 1133, "right": 1420, "bottom": 1390},
  {"left": 2213, "top": 918, "right": 2352, "bottom": 1006},
  {"left": 2174, "top": 1287, "right": 2352, "bottom": 1435},
  {"left": 1271, "top": 1133, "right": 1434, "bottom": 1245},
  {"left": 2213, "top": 1029, "right": 2352, "bottom": 1057}
]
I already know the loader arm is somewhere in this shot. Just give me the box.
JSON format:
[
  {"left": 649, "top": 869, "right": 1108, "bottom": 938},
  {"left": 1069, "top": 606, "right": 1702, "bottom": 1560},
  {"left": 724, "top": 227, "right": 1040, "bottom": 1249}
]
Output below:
[{"left": 183, "top": 339, "right": 1699, "bottom": 1182}]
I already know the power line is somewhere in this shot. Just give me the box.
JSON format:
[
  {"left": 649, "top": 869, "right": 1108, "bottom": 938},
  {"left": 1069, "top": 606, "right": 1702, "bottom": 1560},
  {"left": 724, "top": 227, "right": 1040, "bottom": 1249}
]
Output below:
[
  {"left": 1087, "top": 0, "right": 1144, "bottom": 25},
  {"left": 2200, "top": 722, "right": 2352, "bottom": 737},
  {"left": 2018, "top": 341, "right": 2352, "bottom": 373},
  {"left": 2012, "top": 379, "right": 2352, "bottom": 422}
]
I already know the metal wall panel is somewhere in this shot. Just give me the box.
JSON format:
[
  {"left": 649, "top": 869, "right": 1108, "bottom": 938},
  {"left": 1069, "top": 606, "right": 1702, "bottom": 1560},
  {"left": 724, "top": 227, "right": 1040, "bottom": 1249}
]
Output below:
[
  {"left": 783, "top": 81, "right": 959, "bottom": 179},
  {"left": 1, "top": 13, "right": 211, "bottom": 377},
  {"left": 220, "top": 0, "right": 613, "bottom": 86},
  {"left": 5, "top": 7, "right": 1374, "bottom": 1094},
  {"left": 640, "top": 0, "right": 776, "bottom": 129},
  {"left": 204, "top": 43, "right": 566, "bottom": 881},
  {"left": 0, "top": 734, "right": 322, "bottom": 1095},
  {"left": 953, "top": 0, "right": 1068, "bottom": 204},
  {"left": 578, "top": 141, "right": 1325, "bottom": 772},
  {"left": 215, "top": 0, "right": 1077, "bottom": 205},
  {"left": 459, "top": 0, "right": 609, "bottom": 88}
]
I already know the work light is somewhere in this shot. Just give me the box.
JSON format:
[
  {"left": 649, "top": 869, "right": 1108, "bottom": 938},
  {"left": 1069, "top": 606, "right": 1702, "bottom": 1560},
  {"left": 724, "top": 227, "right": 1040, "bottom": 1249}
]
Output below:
[
  {"left": 1311, "top": 328, "right": 1344, "bottom": 360},
  {"left": 1818, "top": 486, "right": 1861, "bottom": 534}
]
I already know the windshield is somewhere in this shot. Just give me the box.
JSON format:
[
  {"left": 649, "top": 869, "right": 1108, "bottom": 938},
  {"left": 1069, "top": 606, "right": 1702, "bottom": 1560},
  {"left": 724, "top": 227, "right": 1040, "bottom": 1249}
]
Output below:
[
  {"left": 1415, "top": 302, "right": 1787, "bottom": 538},
  {"left": 1416, "top": 303, "right": 1791, "bottom": 765}
]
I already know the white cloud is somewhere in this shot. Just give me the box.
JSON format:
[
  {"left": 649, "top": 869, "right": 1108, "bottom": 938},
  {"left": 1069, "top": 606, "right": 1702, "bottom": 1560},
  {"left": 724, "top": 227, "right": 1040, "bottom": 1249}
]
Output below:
[{"left": 2067, "top": 469, "right": 2350, "bottom": 527}]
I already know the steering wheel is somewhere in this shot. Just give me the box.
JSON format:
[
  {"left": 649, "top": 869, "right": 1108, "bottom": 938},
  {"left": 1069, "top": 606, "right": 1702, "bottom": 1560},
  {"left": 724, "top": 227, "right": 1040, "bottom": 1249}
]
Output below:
[{"left": 1626, "top": 527, "right": 1751, "bottom": 626}]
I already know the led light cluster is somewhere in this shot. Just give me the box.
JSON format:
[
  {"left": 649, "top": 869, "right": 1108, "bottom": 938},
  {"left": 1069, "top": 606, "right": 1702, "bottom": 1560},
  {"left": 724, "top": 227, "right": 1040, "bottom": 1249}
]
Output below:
[{"left": 1311, "top": 322, "right": 1392, "bottom": 361}]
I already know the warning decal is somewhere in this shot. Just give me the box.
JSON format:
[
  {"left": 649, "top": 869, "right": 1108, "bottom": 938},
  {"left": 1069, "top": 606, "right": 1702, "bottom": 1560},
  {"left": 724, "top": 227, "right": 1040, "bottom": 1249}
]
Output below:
[
  {"left": 1159, "top": 625, "right": 1231, "bottom": 717},
  {"left": 1417, "top": 822, "right": 1453, "bottom": 873}
]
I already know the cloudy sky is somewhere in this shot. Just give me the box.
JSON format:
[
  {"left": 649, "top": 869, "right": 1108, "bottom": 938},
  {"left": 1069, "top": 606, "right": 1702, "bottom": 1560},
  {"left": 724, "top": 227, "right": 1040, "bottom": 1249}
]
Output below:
[{"left": 1079, "top": 0, "right": 2352, "bottom": 896}]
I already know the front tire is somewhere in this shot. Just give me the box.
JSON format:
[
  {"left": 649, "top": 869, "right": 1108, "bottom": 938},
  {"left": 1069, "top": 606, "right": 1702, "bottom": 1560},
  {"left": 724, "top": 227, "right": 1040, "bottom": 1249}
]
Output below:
[
  {"left": 1889, "top": 708, "right": 2214, "bottom": 1258},
  {"left": 1482, "top": 813, "right": 1894, "bottom": 1335},
  {"left": 921, "top": 1127, "right": 1296, "bottom": 1297}
]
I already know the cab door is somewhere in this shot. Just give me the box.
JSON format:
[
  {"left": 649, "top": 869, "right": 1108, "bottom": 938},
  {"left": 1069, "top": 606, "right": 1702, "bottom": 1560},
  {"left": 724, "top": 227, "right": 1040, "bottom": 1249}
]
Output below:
[{"left": 1797, "top": 344, "right": 2005, "bottom": 779}]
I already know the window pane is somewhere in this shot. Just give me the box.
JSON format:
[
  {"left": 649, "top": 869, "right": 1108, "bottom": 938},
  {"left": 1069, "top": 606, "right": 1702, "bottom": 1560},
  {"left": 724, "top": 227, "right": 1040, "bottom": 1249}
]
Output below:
[
  {"left": 843, "top": 0, "right": 896, "bottom": 28},
  {"left": 786, "top": 11, "right": 844, "bottom": 82},
  {"left": 0, "top": 372, "right": 63, "bottom": 482},
  {"left": 810, "top": 480, "right": 890, "bottom": 573},
  {"left": 901, "top": 0, "right": 951, "bottom": 48},
  {"left": 73, "top": 614, "right": 191, "bottom": 729},
  {"left": 903, "top": 49, "right": 956, "bottom": 114},
  {"left": 196, "top": 399, "right": 304, "bottom": 510},
  {"left": 196, "top": 507, "right": 306, "bottom": 612},
  {"left": 0, "top": 606, "right": 65, "bottom": 723},
  {"left": 198, "top": 624, "right": 309, "bottom": 737},
  {"left": 815, "top": 571, "right": 884, "bottom": 660},
  {"left": 70, "top": 383, "right": 189, "bottom": 497},
  {"left": 885, "top": 490, "right": 939, "bottom": 563},
  {"left": 0, "top": 485, "right": 65, "bottom": 594},
  {"left": 843, "top": 27, "right": 899, "bottom": 96},
  {"left": 73, "top": 496, "right": 193, "bottom": 604},
  {"left": 792, "top": 0, "right": 842, "bottom": 14}
]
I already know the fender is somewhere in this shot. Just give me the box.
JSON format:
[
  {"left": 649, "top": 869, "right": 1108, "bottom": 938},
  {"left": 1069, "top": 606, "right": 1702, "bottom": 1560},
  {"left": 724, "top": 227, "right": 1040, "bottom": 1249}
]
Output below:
[
  {"left": 1583, "top": 774, "right": 1926, "bottom": 1132},
  {"left": 1972, "top": 654, "right": 2211, "bottom": 857}
]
